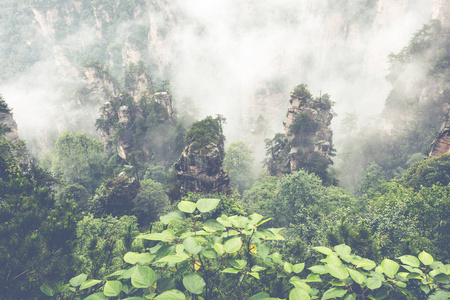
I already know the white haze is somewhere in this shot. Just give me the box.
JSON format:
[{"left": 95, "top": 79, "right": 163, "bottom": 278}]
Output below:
[
  {"left": 1, "top": 0, "right": 434, "bottom": 163},
  {"left": 159, "top": 0, "right": 433, "bottom": 163}
]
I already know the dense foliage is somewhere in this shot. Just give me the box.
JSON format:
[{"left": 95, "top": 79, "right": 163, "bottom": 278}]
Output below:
[{"left": 185, "top": 116, "right": 226, "bottom": 154}]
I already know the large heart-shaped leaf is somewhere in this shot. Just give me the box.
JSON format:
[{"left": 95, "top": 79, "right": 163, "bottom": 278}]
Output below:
[
  {"left": 183, "top": 273, "right": 206, "bottom": 294},
  {"left": 103, "top": 281, "right": 122, "bottom": 297},
  {"left": 381, "top": 259, "right": 399, "bottom": 278},
  {"left": 224, "top": 236, "right": 242, "bottom": 253},
  {"left": 322, "top": 288, "right": 347, "bottom": 300},
  {"left": 131, "top": 265, "right": 155, "bottom": 288},
  {"left": 196, "top": 198, "right": 220, "bottom": 213},
  {"left": 160, "top": 211, "right": 186, "bottom": 224},
  {"left": 289, "top": 287, "right": 310, "bottom": 300},
  {"left": 418, "top": 251, "right": 434, "bottom": 266},
  {"left": 154, "top": 289, "right": 186, "bottom": 299},
  {"left": 183, "top": 237, "right": 202, "bottom": 255},
  {"left": 69, "top": 274, "right": 87, "bottom": 287},
  {"left": 178, "top": 201, "right": 197, "bottom": 213}
]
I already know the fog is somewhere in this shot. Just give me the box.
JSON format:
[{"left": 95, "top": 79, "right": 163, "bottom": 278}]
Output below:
[{"left": 0, "top": 0, "right": 435, "bottom": 163}]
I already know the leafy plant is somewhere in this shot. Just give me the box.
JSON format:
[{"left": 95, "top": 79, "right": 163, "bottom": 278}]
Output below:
[{"left": 42, "top": 199, "right": 450, "bottom": 299}]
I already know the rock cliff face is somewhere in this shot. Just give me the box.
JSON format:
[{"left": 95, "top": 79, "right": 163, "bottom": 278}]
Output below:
[
  {"left": 283, "top": 95, "right": 333, "bottom": 176},
  {"left": 0, "top": 101, "right": 29, "bottom": 166},
  {"left": 98, "top": 91, "right": 175, "bottom": 162},
  {"left": 429, "top": 102, "right": 450, "bottom": 157},
  {"left": 283, "top": 93, "right": 334, "bottom": 173},
  {"left": 174, "top": 141, "right": 231, "bottom": 200},
  {"left": 81, "top": 65, "right": 119, "bottom": 104}
]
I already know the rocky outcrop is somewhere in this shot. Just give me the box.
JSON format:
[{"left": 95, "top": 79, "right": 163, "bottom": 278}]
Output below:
[
  {"left": 283, "top": 92, "right": 334, "bottom": 174},
  {"left": 174, "top": 141, "right": 231, "bottom": 199},
  {"left": 429, "top": 102, "right": 450, "bottom": 157},
  {"left": 153, "top": 92, "right": 175, "bottom": 118},
  {"left": 98, "top": 91, "right": 175, "bottom": 162},
  {"left": 433, "top": 0, "right": 450, "bottom": 30},
  {"left": 81, "top": 65, "right": 119, "bottom": 104},
  {"left": 0, "top": 101, "right": 29, "bottom": 167},
  {"left": 429, "top": 122, "right": 450, "bottom": 157}
]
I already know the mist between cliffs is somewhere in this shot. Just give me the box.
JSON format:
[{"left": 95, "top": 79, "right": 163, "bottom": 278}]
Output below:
[{"left": 0, "top": 0, "right": 435, "bottom": 170}]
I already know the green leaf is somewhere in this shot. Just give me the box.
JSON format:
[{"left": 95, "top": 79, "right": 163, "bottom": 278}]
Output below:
[
  {"left": 284, "top": 262, "right": 293, "bottom": 273},
  {"left": 257, "top": 243, "right": 270, "bottom": 259},
  {"left": 84, "top": 293, "right": 109, "bottom": 300},
  {"left": 118, "top": 266, "right": 137, "bottom": 280},
  {"left": 157, "top": 278, "right": 176, "bottom": 293},
  {"left": 203, "top": 219, "right": 226, "bottom": 231},
  {"left": 183, "top": 237, "right": 202, "bottom": 255},
  {"left": 154, "top": 289, "right": 186, "bottom": 299},
  {"left": 322, "top": 288, "right": 347, "bottom": 300},
  {"left": 420, "top": 283, "right": 430, "bottom": 294},
  {"left": 138, "top": 231, "right": 174, "bottom": 242},
  {"left": 251, "top": 265, "right": 267, "bottom": 272},
  {"left": 433, "top": 273, "right": 450, "bottom": 284},
  {"left": 202, "top": 249, "right": 217, "bottom": 259},
  {"left": 313, "top": 246, "right": 333, "bottom": 255},
  {"left": 104, "top": 281, "right": 122, "bottom": 297},
  {"left": 196, "top": 198, "right": 220, "bottom": 213},
  {"left": 156, "top": 254, "right": 189, "bottom": 263},
  {"left": 348, "top": 269, "right": 366, "bottom": 285},
  {"left": 249, "top": 272, "right": 260, "bottom": 279},
  {"left": 131, "top": 265, "right": 155, "bottom": 288},
  {"left": 40, "top": 284, "right": 54, "bottom": 296},
  {"left": 69, "top": 273, "right": 87, "bottom": 287},
  {"left": 58, "top": 284, "right": 70, "bottom": 293},
  {"left": 183, "top": 273, "right": 206, "bottom": 294},
  {"left": 224, "top": 236, "right": 242, "bottom": 253},
  {"left": 178, "top": 201, "right": 197, "bottom": 213},
  {"left": 305, "top": 273, "right": 322, "bottom": 282},
  {"left": 222, "top": 268, "right": 240, "bottom": 274},
  {"left": 381, "top": 259, "right": 399, "bottom": 278},
  {"left": 230, "top": 259, "right": 247, "bottom": 269},
  {"left": 326, "top": 254, "right": 342, "bottom": 266},
  {"left": 248, "top": 213, "right": 264, "bottom": 225},
  {"left": 272, "top": 252, "right": 283, "bottom": 264},
  {"left": 344, "top": 294, "right": 356, "bottom": 300},
  {"left": 160, "top": 211, "right": 186, "bottom": 224},
  {"left": 334, "top": 244, "right": 351, "bottom": 256},
  {"left": 293, "top": 263, "right": 305, "bottom": 274},
  {"left": 397, "top": 255, "right": 420, "bottom": 268},
  {"left": 356, "top": 259, "right": 376, "bottom": 270},
  {"left": 309, "top": 265, "right": 328, "bottom": 274},
  {"left": 428, "top": 291, "right": 449, "bottom": 300},
  {"left": 80, "top": 279, "right": 102, "bottom": 290},
  {"left": 124, "top": 252, "right": 154, "bottom": 265},
  {"left": 374, "top": 289, "right": 389, "bottom": 300},
  {"left": 217, "top": 215, "right": 232, "bottom": 227},
  {"left": 326, "top": 265, "right": 348, "bottom": 280},
  {"left": 249, "top": 292, "right": 270, "bottom": 300},
  {"left": 366, "top": 278, "right": 382, "bottom": 290},
  {"left": 214, "top": 242, "right": 225, "bottom": 255},
  {"left": 290, "top": 288, "right": 310, "bottom": 300},
  {"left": 289, "top": 277, "right": 311, "bottom": 292},
  {"left": 418, "top": 251, "right": 434, "bottom": 266}
]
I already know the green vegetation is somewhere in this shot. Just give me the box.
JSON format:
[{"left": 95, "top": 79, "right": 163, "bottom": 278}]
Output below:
[
  {"left": 291, "top": 83, "right": 312, "bottom": 100},
  {"left": 185, "top": 115, "right": 225, "bottom": 154},
  {"left": 42, "top": 198, "right": 450, "bottom": 300},
  {"left": 1, "top": 6, "right": 450, "bottom": 299},
  {"left": 266, "top": 85, "right": 335, "bottom": 184},
  {"left": 43, "top": 131, "right": 107, "bottom": 194},
  {"left": 223, "top": 141, "right": 255, "bottom": 195}
]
